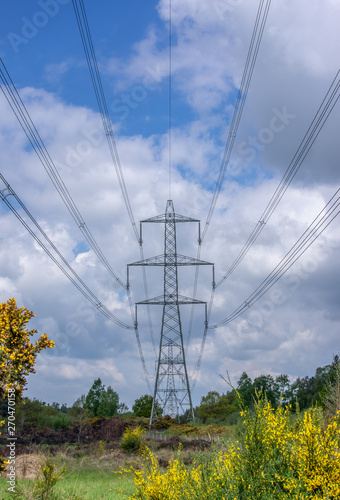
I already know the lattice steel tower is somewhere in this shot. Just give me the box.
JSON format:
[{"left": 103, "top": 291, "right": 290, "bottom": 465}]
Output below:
[{"left": 128, "top": 200, "right": 214, "bottom": 423}]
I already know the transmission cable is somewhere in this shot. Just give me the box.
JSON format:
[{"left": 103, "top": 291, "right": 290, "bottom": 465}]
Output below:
[
  {"left": 72, "top": 0, "right": 157, "bottom": 357},
  {"left": 0, "top": 174, "right": 133, "bottom": 329},
  {"left": 200, "top": 0, "right": 272, "bottom": 243},
  {"left": 190, "top": 44, "right": 339, "bottom": 383},
  {"left": 0, "top": 174, "right": 153, "bottom": 387},
  {"left": 191, "top": 68, "right": 340, "bottom": 382},
  {"left": 209, "top": 187, "right": 340, "bottom": 329},
  {"left": 168, "top": 0, "right": 172, "bottom": 200},
  {"left": 187, "top": 0, "right": 271, "bottom": 377},
  {"left": 0, "top": 58, "right": 126, "bottom": 290},
  {"left": 216, "top": 68, "right": 340, "bottom": 288},
  {"left": 72, "top": 0, "right": 139, "bottom": 242}
]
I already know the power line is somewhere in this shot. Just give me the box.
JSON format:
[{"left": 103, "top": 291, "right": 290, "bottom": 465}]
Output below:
[
  {"left": 72, "top": 0, "right": 139, "bottom": 243},
  {"left": 201, "top": 0, "right": 272, "bottom": 243},
  {"left": 72, "top": 0, "right": 157, "bottom": 357},
  {"left": 209, "top": 187, "right": 340, "bottom": 329},
  {"left": 0, "top": 174, "right": 133, "bottom": 330},
  {"left": 187, "top": 0, "right": 271, "bottom": 380},
  {"left": 191, "top": 69, "right": 340, "bottom": 375},
  {"left": 0, "top": 58, "right": 126, "bottom": 290},
  {"left": 215, "top": 69, "right": 340, "bottom": 288},
  {"left": 0, "top": 176, "right": 154, "bottom": 387},
  {"left": 190, "top": 56, "right": 339, "bottom": 383}
]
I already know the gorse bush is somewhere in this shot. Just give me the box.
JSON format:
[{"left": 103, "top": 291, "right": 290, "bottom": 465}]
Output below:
[
  {"left": 127, "top": 394, "right": 340, "bottom": 499},
  {"left": 121, "top": 426, "right": 145, "bottom": 453},
  {"left": 33, "top": 456, "right": 66, "bottom": 500},
  {"left": 10, "top": 455, "right": 66, "bottom": 500}
]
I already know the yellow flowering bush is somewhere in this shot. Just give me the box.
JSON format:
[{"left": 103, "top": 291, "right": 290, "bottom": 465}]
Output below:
[
  {"left": 0, "top": 298, "right": 54, "bottom": 471},
  {"left": 0, "top": 298, "right": 55, "bottom": 399},
  {"left": 121, "top": 426, "right": 146, "bottom": 453},
  {"left": 127, "top": 395, "right": 340, "bottom": 500}
]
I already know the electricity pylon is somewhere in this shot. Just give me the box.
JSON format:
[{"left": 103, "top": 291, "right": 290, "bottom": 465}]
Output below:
[{"left": 128, "top": 200, "right": 214, "bottom": 424}]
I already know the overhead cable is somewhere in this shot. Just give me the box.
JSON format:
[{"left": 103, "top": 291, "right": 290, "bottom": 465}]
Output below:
[
  {"left": 209, "top": 187, "right": 340, "bottom": 329},
  {"left": 188, "top": 0, "right": 271, "bottom": 383},
  {"left": 72, "top": 0, "right": 157, "bottom": 357},
  {"left": 216, "top": 68, "right": 340, "bottom": 288},
  {"left": 191, "top": 62, "right": 340, "bottom": 382},
  {"left": 0, "top": 174, "right": 133, "bottom": 330},
  {"left": 72, "top": 0, "right": 139, "bottom": 242},
  {"left": 0, "top": 58, "right": 126, "bottom": 290},
  {"left": 201, "top": 0, "right": 272, "bottom": 243}
]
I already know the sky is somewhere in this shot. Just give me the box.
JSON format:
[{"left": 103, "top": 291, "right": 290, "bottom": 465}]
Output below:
[{"left": 0, "top": 0, "right": 339, "bottom": 411}]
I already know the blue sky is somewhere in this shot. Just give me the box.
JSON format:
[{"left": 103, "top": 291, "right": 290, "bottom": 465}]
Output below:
[{"left": 0, "top": 0, "right": 339, "bottom": 410}]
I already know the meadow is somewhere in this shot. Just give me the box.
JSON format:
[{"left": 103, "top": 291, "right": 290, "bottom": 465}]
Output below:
[{"left": 0, "top": 394, "right": 339, "bottom": 500}]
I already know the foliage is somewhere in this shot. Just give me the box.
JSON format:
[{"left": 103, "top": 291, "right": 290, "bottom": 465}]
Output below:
[
  {"left": 195, "top": 390, "right": 237, "bottom": 423},
  {"left": 126, "top": 393, "right": 340, "bottom": 500},
  {"left": 14, "top": 398, "right": 70, "bottom": 432},
  {"left": 121, "top": 426, "right": 146, "bottom": 454},
  {"left": 151, "top": 415, "right": 177, "bottom": 430},
  {"left": 132, "top": 394, "right": 162, "bottom": 418},
  {"left": 97, "top": 385, "right": 119, "bottom": 417},
  {"left": 235, "top": 361, "right": 340, "bottom": 412},
  {"left": 167, "top": 423, "right": 226, "bottom": 438},
  {"left": 0, "top": 298, "right": 54, "bottom": 399},
  {"left": 33, "top": 456, "right": 66, "bottom": 499},
  {"left": 84, "top": 378, "right": 104, "bottom": 417},
  {"left": 237, "top": 372, "right": 294, "bottom": 409},
  {"left": 84, "top": 378, "right": 120, "bottom": 417}
]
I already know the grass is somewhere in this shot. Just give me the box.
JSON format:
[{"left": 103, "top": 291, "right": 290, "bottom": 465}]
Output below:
[
  {"left": 0, "top": 452, "right": 137, "bottom": 500},
  {"left": 0, "top": 426, "right": 233, "bottom": 500}
]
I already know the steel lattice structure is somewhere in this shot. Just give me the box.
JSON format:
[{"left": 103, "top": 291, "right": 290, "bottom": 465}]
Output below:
[{"left": 128, "top": 200, "right": 214, "bottom": 423}]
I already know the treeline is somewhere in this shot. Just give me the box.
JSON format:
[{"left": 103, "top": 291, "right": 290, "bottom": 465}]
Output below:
[
  {"left": 1, "top": 356, "right": 338, "bottom": 432},
  {"left": 195, "top": 354, "right": 340, "bottom": 424}
]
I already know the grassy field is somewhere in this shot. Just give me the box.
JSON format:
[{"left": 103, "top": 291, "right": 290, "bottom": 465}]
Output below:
[
  {"left": 0, "top": 432, "right": 211, "bottom": 499},
  {"left": 1, "top": 403, "right": 339, "bottom": 500},
  {"left": 0, "top": 451, "right": 138, "bottom": 500}
]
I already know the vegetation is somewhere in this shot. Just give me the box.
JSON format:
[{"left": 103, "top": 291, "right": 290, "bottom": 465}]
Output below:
[
  {"left": 0, "top": 298, "right": 54, "bottom": 471},
  {"left": 126, "top": 392, "right": 340, "bottom": 500},
  {"left": 84, "top": 378, "right": 122, "bottom": 418},
  {"left": 0, "top": 298, "right": 54, "bottom": 399},
  {"left": 132, "top": 395, "right": 162, "bottom": 418},
  {"left": 120, "top": 426, "right": 145, "bottom": 453},
  {"left": 1, "top": 297, "right": 339, "bottom": 498}
]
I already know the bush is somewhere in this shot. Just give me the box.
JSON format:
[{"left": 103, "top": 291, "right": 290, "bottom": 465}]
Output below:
[
  {"left": 127, "top": 394, "right": 340, "bottom": 499},
  {"left": 120, "top": 426, "right": 145, "bottom": 453}
]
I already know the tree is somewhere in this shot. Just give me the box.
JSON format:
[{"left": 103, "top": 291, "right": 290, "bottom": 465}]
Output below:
[
  {"left": 132, "top": 394, "right": 162, "bottom": 418},
  {"left": 290, "top": 376, "right": 316, "bottom": 410},
  {"left": 322, "top": 356, "right": 340, "bottom": 417},
  {"left": 117, "top": 402, "right": 129, "bottom": 414},
  {"left": 0, "top": 298, "right": 54, "bottom": 399},
  {"left": 84, "top": 378, "right": 104, "bottom": 417},
  {"left": 84, "top": 378, "right": 121, "bottom": 417},
  {"left": 195, "top": 390, "right": 237, "bottom": 424},
  {"left": 237, "top": 372, "right": 254, "bottom": 408},
  {"left": 97, "top": 386, "right": 119, "bottom": 417},
  {"left": 253, "top": 375, "right": 279, "bottom": 407}
]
